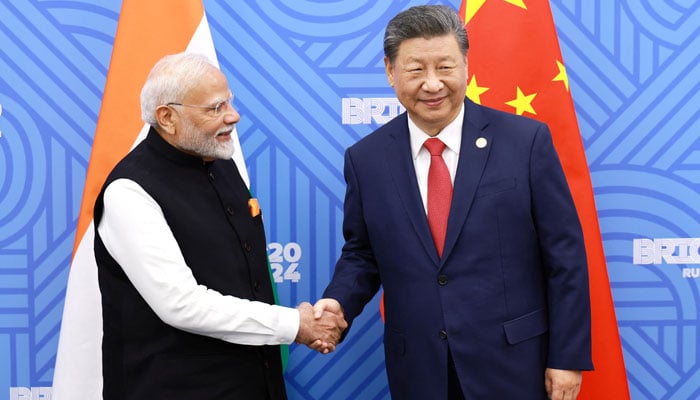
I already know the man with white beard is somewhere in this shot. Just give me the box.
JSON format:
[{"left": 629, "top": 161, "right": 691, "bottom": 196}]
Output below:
[{"left": 93, "top": 52, "right": 346, "bottom": 400}]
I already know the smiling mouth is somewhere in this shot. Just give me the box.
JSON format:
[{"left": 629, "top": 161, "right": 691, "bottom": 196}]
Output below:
[{"left": 422, "top": 97, "right": 444, "bottom": 107}]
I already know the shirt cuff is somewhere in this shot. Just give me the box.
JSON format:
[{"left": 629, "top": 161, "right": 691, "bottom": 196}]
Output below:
[{"left": 275, "top": 305, "right": 300, "bottom": 344}]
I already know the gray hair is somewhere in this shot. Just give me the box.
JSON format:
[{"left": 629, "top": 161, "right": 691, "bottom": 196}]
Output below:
[
  {"left": 383, "top": 5, "right": 469, "bottom": 64},
  {"left": 140, "top": 52, "right": 216, "bottom": 126}
]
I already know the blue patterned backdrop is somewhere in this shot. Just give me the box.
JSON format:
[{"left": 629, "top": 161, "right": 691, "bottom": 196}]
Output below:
[{"left": 0, "top": 1, "right": 698, "bottom": 399}]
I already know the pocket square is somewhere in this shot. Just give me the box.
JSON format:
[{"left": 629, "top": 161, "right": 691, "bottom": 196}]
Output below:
[{"left": 248, "top": 198, "right": 261, "bottom": 217}]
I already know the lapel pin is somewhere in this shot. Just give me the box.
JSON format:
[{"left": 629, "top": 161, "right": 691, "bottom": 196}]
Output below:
[{"left": 475, "top": 137, "right": 487, "bottom": 149}]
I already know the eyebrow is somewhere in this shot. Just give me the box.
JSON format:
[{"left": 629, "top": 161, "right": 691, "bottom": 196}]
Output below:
[
  {"left": 406, "top": 54, "right": 457, "bottom": 62},
  {"left": 207, "top": 92, "right": 233, "bottom": 105}
]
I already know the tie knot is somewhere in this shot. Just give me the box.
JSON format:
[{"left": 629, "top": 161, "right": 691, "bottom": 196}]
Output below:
[{"left": 424, "top": 138, "right": 446, "bottom": 156}]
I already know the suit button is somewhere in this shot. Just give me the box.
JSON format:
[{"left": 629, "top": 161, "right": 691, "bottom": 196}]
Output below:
[
  {"left": 208, "top": 172, "right": 215, "bottom": 180},
  {"left": 438, "top": 275, "right": 448, "bottom": 285},
  {"left": 254, "top": 281, "right": 261, "bottom": 291},
  {"left": 244, "top": 241, "right": 252, "bottom": 252},
  {"left": 226, "top": 206, "right": 234, "bottom": 215},
  {"left": 439, "top": 330, "right": 448, "bottom": 340}
]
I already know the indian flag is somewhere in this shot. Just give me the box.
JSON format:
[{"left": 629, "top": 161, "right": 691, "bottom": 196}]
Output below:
[{"left": 52, "top": 1, "right": 248, "bottom": 398}]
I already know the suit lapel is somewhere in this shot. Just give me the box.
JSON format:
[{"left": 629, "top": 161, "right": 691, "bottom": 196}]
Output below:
[
  {"left": 385, "top": 116, "right": 439, "bottom": 264},
  {"left": 441, "top": 99, "right": 492, "bottom": 264}
]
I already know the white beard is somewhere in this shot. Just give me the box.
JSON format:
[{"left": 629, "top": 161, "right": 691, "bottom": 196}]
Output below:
[{"left": 178, "top": 116, "right": 235, "bottom": 160}]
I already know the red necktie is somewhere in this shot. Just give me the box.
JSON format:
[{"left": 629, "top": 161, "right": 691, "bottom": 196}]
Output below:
[{"left": 424, "top": 138, "right": 453, "bottom": 257}]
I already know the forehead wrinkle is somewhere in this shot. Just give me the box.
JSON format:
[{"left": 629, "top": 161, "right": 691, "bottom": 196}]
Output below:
[{"left": 187, "top": 67, "right": 230, "bottom": 102}]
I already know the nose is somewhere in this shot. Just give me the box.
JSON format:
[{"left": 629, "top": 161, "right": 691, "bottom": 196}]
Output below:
[
  {"left": 422, "top": 69, "right": 444, "bottom": 92},
  {"left": 223, "top": 103, "right": 241, "bottom": 124}
]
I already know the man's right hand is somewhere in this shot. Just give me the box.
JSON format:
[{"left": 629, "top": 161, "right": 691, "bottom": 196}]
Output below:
[{"left": 296, "top": 301, "right": 347, "bottom": 354}]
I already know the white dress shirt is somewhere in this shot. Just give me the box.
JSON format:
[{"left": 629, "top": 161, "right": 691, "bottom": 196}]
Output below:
[
  {"left": 408, "top": 104, "right": 464, "bottom": 213},
  {"left": 97, "top": 178, "right": 300, "bottom": 346}
]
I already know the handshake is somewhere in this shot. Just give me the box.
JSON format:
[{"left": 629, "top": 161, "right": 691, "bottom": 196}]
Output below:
[{"left": 295, "top": 299, "right": 348, "bottom": 354}]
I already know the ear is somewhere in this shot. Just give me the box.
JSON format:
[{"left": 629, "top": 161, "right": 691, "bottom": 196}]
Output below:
[
  {"left": 154, "top": 105, "right": 177, "bottom": 135},
  {"left": 384, "top": 56, "right": 394, "bottom": 87}
]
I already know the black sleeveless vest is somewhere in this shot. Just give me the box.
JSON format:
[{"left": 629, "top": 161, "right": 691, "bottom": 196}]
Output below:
[{"left": 94, "top": 128, "right": 287, "bottom": 399}]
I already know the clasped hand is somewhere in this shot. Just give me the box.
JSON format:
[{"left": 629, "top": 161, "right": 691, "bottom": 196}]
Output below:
[{"left": 295, "top": 299, "right": 347, "bottom": 354}]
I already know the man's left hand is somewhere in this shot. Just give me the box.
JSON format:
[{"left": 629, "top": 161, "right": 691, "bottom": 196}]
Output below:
[{"left": 545, "top": 368, "right": 582, "bottom": 400}]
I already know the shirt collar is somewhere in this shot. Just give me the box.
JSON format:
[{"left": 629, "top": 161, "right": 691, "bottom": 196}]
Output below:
[{"left": 409, "top": 103, "right": 464, "bottom": 160}]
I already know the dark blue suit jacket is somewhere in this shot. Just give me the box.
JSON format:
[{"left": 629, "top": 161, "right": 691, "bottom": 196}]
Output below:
[{"left": 324, "top": 98, "right": 593, "bottom": 399}]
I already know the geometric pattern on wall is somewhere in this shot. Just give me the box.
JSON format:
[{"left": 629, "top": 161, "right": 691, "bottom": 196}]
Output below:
[{"left": 0, "top": 1, "right": 117, "bottom": 397}]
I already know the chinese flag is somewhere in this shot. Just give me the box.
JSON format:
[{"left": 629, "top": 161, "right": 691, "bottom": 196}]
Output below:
[
  {"left": 52, "top": 1, "right": 249, "bottom": 398},
  {"left": 460, "top": 0, "right": 629, "bottom": 399}
]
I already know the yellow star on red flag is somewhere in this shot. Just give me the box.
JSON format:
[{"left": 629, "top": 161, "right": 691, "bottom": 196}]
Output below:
[
  {"left": 505, "top": 86, "right": 537, "bottom": 116},
  {"left": 466, "top": 74, "right": 489, "bottom": 104},
  {"left": 553, "top": 60, "right": 570, "bottom": 92},
  {"left": 464, "top": 0, "right": 527, "bottom": 23},
  {"left": 504, "top": 0, "right": 527, "bottom": 10}
]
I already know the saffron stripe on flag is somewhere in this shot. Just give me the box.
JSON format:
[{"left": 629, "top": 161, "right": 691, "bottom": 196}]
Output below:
[{"left": 74, "top": 1, "right": 205, "bottom": 249}]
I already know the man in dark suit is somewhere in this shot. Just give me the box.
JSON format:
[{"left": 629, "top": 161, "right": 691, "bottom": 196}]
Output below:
[
  {"left": 95, "top": 52, "right": 345, "bottom": 399},
  {"left": 314, "top": 5, "right": 592, "bottom": 399}
]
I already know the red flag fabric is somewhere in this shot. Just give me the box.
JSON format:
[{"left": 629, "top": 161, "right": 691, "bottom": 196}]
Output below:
[{"left": 460, "top": 1, "right": 629, "bottom": 398}]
